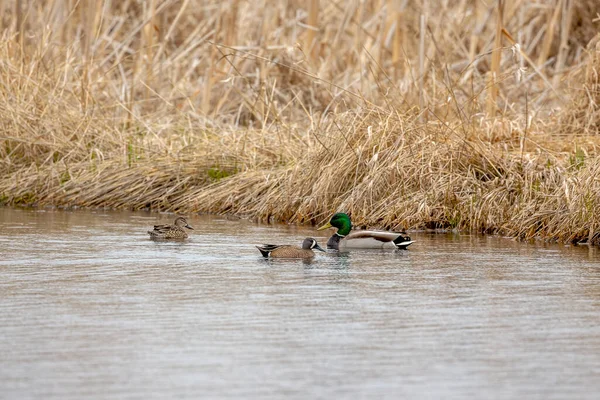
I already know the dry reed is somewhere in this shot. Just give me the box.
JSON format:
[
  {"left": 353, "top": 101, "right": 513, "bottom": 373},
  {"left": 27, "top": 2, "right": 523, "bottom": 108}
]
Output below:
[{"left": 1, "top": 0, "right": 600, "bottom": 244}]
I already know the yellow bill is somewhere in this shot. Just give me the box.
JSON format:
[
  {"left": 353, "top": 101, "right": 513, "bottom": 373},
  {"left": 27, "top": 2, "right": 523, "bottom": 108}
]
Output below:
[{"left": 317, "top": 222, "right": 332, "bottom": 231}]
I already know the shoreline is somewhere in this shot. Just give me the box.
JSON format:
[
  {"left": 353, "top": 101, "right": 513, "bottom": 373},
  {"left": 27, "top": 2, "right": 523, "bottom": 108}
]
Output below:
[{"left": 1, "top": 204, "right": 596, "bottom": 248}]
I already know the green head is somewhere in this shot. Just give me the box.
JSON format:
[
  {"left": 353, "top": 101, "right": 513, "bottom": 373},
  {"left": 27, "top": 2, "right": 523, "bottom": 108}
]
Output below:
[{"left": 317, "top": 212, "right": 352, "bottom": 236}]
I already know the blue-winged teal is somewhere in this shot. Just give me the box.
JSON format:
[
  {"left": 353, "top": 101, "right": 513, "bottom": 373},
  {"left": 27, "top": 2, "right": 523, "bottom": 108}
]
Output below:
[
  {"left": 317, "top": 213, "right": 414, "bottom": 250},
  {"left": 148, "top": 217, "right": 194, "bottom": 239},
  {"left": 256, "top": 237, "right": 325, "bottom": 258}
]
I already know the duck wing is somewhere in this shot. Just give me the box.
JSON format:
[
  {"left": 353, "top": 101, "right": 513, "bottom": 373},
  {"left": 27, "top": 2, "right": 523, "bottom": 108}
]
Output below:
[
  {"left": 346, "top": 230, "right": 399, "bottom": 242},
  {"left": 256, "top": 244, "right": 282, "bottom": 257},
  {"left": 150, "top": 224, "right": 173, "bottom": 233},
  {"left": 344, "top": 230, "right": 414, "bottom": 249},
  {"left": 149, "top": 224, "right": 186, "bottom": 237}
]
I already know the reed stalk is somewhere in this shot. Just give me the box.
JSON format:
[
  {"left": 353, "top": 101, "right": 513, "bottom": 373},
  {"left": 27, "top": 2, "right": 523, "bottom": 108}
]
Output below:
[
  {"left": 487, "top": 0, "right": 504, "bottom": 118},
  {"left": 388, "top": 0, "right": 403, "bottom": 79},
  {"left": 143, "top": 0, "right": 158, "bottom": 100},
  {"left": 536, "top": 0, "right": 562, "bottom": 67},
  {"left": 418, "top": 10, "right": 426, "bottom": 116},
  {"left": 305, "top": 0, "right": 319, "bottom": 64}
]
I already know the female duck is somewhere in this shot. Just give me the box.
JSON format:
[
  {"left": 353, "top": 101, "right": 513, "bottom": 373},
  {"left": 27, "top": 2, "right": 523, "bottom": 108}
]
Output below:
[
  {"left": 148, "top": 217, "right": 194, "bottom": 239},
  {"left": 256, "top": 238, "right": 325, "bottom": 258},
  {"left": 317, "top": 213, "right": 414, "bottom": 250}
]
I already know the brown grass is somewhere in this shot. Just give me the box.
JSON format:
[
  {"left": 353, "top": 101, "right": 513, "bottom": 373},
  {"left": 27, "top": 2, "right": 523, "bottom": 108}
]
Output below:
[{"left": 1, "top": 0, "right": 600, "bottom": 244}]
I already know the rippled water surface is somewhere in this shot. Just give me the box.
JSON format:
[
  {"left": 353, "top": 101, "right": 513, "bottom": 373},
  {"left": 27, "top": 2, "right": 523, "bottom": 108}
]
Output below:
[{"left": 1, "top": 208, "right": 599, "bottom": 399}]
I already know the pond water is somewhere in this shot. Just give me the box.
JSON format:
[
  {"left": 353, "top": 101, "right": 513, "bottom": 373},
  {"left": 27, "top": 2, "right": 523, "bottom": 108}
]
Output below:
[{"left": 1, "top": 208, "right": 599, "bottom": 399}]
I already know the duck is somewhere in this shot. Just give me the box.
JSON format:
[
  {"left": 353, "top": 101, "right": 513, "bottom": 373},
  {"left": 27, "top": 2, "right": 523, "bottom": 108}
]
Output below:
[
  {"left": 317, "top": 212, "right": 414, "bottom": 250},
  {"left": 256, "top": 237, "right": 325, "bottom": 258},
  {"left": 147, "top": 217, "right": 194, "bottom": 239}
]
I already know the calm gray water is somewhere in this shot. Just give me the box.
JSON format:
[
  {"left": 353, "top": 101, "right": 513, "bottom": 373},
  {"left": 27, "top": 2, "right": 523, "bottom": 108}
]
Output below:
[{"left": 1, "top": 208, "right": 599, "bottom": 399}]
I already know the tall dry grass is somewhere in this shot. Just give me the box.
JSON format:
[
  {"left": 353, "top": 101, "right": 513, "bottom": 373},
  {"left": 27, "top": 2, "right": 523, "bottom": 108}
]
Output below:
[{"left": 0, "top": 0, "right": 599, "bottom": 244}]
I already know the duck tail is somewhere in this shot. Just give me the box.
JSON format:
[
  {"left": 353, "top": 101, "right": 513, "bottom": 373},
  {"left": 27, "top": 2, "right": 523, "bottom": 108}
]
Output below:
[
  {"left": 393, "top": 234, "right": 414, "bottom": 249},
  {"left": 393, "top": 234, "right": 410, "bottom": 244},
  {"left": 256, "top": 246, "right": 271, "bottom": 257}
]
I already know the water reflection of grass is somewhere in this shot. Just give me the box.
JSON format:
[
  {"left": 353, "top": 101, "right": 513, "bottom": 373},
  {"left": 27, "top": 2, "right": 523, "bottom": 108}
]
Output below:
[{"left": 0, "top": 1, "right": 599, "bottom": 245}]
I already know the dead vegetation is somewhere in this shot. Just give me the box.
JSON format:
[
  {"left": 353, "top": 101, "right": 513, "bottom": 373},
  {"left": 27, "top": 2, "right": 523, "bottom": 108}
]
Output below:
[{"left": 0, "top": 0, "right": 600, "bottom": 244}]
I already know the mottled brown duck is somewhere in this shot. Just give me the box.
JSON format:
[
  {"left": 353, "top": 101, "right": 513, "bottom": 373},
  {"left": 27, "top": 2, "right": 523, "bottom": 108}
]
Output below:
[
  {"left": 256, "top": 238, "right": 325, "bottom": 258},
  {"left": 148, "top": 217, "right": 194, "bottom": 239}
]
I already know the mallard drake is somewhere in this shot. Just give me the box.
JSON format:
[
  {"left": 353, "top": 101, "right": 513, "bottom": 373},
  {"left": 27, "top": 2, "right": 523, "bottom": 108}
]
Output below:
[
  {"left": 148, "top": 217, "right": 194, "bottom": 239},
  {"left": 317, "top": 213, "right": 414, "bottom": 250},
  {"left": 256, "top": 237, "right": 325, "bottom": 258}
]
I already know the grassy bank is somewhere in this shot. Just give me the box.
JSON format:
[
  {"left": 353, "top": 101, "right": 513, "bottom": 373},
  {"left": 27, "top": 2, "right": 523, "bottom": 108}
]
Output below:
[{"left": 1, "top": 0, "right": 599, "bottom": 244}]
